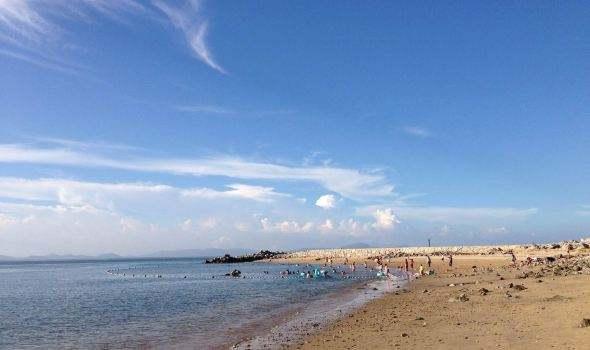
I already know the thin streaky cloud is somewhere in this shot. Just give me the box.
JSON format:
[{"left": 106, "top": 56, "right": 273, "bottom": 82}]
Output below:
[
  {"left": 175, "top": 105, "right": 295, "bottom": 117},
  {"left": 176, "top": 105, "right": 235, "bottom": 114},
  {"left": 29, "top": 136, "right": 144, "bottom": 152},
  {"left": 0, "top": 177, "right": 289, "bottom": 206},
  {"left": 402, "top": 126, "right": 432, "bottom": 138},
  {"left": 153, "top": 0, "right": 227, "bottom": 74},
  {"left": 0, "top": 143, "right": 394, "bottom": 200},
  {"left": 0, "top": 48, "right": 80, "bottom": 75}
]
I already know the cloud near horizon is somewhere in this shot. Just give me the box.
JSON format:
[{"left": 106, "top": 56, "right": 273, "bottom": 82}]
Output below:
[{"left": 0, "top": 140, "right": 543, "bottom": 256}]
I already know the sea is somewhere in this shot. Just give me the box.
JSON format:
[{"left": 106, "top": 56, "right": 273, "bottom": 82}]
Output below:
[{"left": 0, "top": 258, "right": 401, "bottom": 349}]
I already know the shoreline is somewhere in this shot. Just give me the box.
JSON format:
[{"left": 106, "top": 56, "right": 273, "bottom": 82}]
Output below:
[
  {"left": 276, "top": 245, "right": 590, "bottom": 349},
  {"left": 231, "top": 265, "right": 407, "bottom": 349}
]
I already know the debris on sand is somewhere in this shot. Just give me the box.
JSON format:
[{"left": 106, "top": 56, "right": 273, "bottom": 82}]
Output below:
[
  {"left": 580, "top": 319, "right": 590, "bottom": 328},
  {"left": 449, "top": 293, "right": 469, "bottom": 302},
  {"left": 479, "top": 288, "right": 490, "bottom": 296}
]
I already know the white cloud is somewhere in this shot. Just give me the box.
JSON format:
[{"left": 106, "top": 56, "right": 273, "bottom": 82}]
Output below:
[
  {"left": 182, "top": 183, "right": 288, "bottom": 202},
  {"left": 0, "top": 178, "right": 289, "bottom": 210},
  {"left": 179, "top": 218, "right": 193, "bottom": 231},
  {"left": 153, "top": 0, "right": 227, "bottom": 74},
  {"left": 199, "top": 217, "right": 218, "bottom": 230},
  {"left": 319, "top": 219, "right": 334, "bottom": 233},
  {"left": 260, "top": 217, "right": 314, "bottom": 234},
  {"left": 402, "top": 126, "right": 431, "bottom": 138},
  {"left": 338, "top": 218, "right": 370, "bottom": 237},
  {"left": 487, "top": 226, "right": 509, "bottom": 234},
  {"left": 371, "top": 208, "right": 400, "bottom": 231},
  {"left": 358, "top": 205, "right": 538, "bottom": 224},
  {"left": 315, "top": 194, "right": 336, "bottom": 209},
  {"left": 0, "top": 143, "right": 394, "bottom": 200}
]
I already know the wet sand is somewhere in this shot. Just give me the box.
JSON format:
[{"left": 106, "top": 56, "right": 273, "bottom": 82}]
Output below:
[{"left": 279, "top": 248, "right": 590, "bottom": 349}]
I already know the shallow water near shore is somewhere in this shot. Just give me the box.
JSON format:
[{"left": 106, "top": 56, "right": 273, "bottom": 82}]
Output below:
[{"left": 0, "top": 258, "right": 393, "bottom": 349}]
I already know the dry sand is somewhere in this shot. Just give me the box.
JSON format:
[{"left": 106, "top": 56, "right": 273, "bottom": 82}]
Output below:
[{"left": 281, "top": 250, "right": 590, "bottom": 350}]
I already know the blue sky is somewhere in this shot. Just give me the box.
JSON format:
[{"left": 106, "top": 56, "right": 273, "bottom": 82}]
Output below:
[{"left": 0, "top": 1, "right": 588, "bottom": 256}]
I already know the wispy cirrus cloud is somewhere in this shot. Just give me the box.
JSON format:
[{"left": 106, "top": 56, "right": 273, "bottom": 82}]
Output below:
[
  {"left": 0, "top": 0, "right": 226, "bottom": 74},
  {"left": 153, "top": 0, "right": 227, "bottom": 74},
  {"left": 0, "top": 143, "right": 394, "bottom": 200},
  {"left": 0, "top": 0, "right": 146, "bottom": 74},
  {"left": 0, "top": 177, "right": 288, "bottom": 208},
  {"left": 402, "top": 126, "right": 432, "bottom": 138}
]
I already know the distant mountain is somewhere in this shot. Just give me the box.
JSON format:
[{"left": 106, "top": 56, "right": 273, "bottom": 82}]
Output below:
[
  {"left": 340, "top": 242, "right": 371, "bottom": 249},
  {"left": 0, "top": 248, "right": 255, "bottom": 262},
  {"left": 0, "top": 253, "right": 124, "bottom": 262}
]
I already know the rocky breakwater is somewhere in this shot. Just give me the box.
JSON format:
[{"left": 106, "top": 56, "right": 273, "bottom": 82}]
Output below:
[
  {"left": 205, "top": 250, "right": 284, "bottom": 264},
  {"left": 286, "top": 238, "right": 590, "bottom": 260}
]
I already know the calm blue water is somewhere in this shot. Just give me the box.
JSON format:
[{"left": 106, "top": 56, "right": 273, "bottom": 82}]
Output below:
[{"left": 0, "top": 259, "right": 380, "bottom": 349}]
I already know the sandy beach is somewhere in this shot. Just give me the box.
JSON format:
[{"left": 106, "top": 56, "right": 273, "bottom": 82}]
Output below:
[{"left": 273, "top": 242, "right": 590, "bottom": 349}]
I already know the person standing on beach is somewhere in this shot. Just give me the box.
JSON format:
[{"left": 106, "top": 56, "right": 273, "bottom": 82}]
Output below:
[
  {"left": 448, "top": 254, "right": 453, "bottom": 267},
  {"left": 405, "top": 258, "right": 409, "bottom": 271},
  {"left": 511, "top": 252, "right": 517, "bottom": 265},
  {"left": 427, "top": 255, "right": 432, "bottom": 268},
  {"left": 419, "top": 264, "right": 424, "bottom": 276},
  {"left": 410, "top": 258, "right": 414, "bottom": 270}
]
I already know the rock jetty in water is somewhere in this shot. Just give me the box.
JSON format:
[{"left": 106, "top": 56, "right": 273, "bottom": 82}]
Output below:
[{"left": 205, "top": 250, "right": 284, "bottom": 264}]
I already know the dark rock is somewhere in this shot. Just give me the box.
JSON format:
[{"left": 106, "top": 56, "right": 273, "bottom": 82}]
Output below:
[
  {"left": 205, "top": 250, "right": 284, "bottom": 264},
  {"left": 579, "top": 319, "right": 590, "bottom": 328},
  {"left": 225, "top": 269, "right": 242, "bottom": 277}
]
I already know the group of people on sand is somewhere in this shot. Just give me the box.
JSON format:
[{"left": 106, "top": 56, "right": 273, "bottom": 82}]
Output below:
[{"left": 316, "top": 253, "right": 461, "bottom": 282}]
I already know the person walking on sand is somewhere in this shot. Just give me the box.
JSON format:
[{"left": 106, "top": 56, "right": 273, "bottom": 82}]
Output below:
[
  {"left": 419, "top": 264, "right": 424, "bottom": 276},
  {"left": 448, "top": 254, "right": 453, "bottom": 267},
  {"left": 511, "top": 252, "right": 517, "bottom": 265},
  {"left": 427, "top": 255, "right": 432, "bottom": 268},
  {"left": 410, "top": 258, "right": 414, "bottom": 270},
  {"left": 405, "top": 258, "right": 409, "bottom": 271}
]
